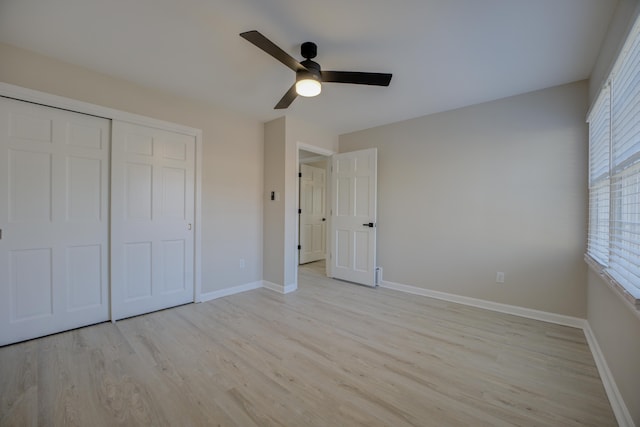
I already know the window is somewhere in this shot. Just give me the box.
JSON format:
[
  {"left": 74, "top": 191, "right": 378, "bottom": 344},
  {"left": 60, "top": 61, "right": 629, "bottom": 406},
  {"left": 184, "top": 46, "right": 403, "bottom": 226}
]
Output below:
[{"left": 587, "top": 16, "right": 640, "bottom": 308}]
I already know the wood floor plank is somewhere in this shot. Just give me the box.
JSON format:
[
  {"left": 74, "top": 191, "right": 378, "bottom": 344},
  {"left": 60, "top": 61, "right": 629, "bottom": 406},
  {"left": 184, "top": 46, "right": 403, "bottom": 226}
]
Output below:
[
  {"left": 0, "top": 340, "right": 37, "bottom": 427},
  {"left": 0, "top": 260, "right": 617, "bottom": 426}
]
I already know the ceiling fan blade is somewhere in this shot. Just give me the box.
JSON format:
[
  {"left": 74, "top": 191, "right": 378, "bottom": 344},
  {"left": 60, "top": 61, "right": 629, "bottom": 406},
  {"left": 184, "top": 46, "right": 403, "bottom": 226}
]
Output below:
[
  {"left": 275, "top": 84, "right": 298, "bottom": 109},
  {"left": 322, "top": 71, "right": 392, "bottom": 86},
  {"left": 240, "top": 30, "right": 305, "bottom": 72}
]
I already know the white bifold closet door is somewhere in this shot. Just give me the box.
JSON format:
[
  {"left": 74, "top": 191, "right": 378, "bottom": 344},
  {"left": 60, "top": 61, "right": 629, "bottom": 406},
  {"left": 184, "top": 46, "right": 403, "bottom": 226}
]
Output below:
[
  {"left": 0, "top": 97, "right": 110, "bottom": 346},
  {"left": 110, "top": 121, "right": 195, "bottom": 321}
]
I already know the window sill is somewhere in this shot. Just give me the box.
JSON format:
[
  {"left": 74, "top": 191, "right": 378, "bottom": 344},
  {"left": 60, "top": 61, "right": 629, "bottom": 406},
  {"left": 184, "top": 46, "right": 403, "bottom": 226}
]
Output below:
[{"left": 585, "top": 255, "right": 640, "bottom": 311}]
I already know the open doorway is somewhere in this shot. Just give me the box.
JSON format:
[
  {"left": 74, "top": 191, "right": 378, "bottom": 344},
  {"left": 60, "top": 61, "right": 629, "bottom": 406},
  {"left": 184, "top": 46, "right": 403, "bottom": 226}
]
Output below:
[
  {"left": 298, "top": 149, "right": 329, "bottom": 278},
  {"left": 294, "top": 144, "right": 378, "bottom": 288}
]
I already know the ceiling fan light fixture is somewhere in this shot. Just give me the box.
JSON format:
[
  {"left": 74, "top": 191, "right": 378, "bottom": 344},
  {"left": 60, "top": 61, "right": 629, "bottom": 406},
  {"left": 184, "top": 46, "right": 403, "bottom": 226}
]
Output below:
[
  {"left": 296, "top": 59, "right": 322, "bottom": 97},
  {"left": 295, "top": 78, "right": 321, "bottom": 97}
]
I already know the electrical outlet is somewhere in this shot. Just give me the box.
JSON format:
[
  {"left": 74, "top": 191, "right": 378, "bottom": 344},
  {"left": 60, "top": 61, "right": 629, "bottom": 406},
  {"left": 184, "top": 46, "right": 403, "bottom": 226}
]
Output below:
[
  {"left": 239, "top": 258, "right": 246, "bottom": 269},
  {"left": 496, "top": 272, "right": 505, "bottom": 283}
]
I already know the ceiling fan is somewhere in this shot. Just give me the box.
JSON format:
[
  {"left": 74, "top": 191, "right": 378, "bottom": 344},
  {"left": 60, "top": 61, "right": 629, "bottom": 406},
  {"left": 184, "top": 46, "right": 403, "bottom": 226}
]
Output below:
[{"left": 239, "top": 30, "right": 393, "bottom": 109}]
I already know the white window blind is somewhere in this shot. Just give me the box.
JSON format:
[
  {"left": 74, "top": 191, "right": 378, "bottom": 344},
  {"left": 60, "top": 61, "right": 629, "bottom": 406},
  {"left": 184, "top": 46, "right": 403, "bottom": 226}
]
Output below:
[
  {"left": 610, "top": 22, "right": 640, "bottom": 296},
  {"left": 588, "top": 14, "right": 640, "bottom": 304},
  {"left": 611, "top": 28, "right": 640, "bottom": 173},
  {"left": 588, "top": 181, "right": 610, "bottom": 265},
  {"left": 589, "top": 86, "right": 611, "bottom": 183},
  {"left": 609, "top": 165, "right": 640, "bottom": 294},
  {"left": 587, "top": 87, "right": 610, "bottom": 265}
]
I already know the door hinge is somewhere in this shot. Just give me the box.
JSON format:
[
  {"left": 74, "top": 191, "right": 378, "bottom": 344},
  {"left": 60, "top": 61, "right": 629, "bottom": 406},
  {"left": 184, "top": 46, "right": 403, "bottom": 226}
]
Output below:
[
  {"left": 298, "top": 172, "right": 302, "bottom": 178},
  {"left": 298, "top": 245, "right": 301, "bottom": 250},
  {"left": 298, "top": 208, "right": 302, "bottom": 214}
]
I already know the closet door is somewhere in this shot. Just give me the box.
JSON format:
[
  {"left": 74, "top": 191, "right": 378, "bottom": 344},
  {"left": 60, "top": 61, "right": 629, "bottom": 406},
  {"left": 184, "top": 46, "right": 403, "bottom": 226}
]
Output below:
[
  {"left": 111, "top": 121, "right": 195, "bottom": 320},
  {"left": 0, "top": 97, "right": 110, "bottom": 345}
]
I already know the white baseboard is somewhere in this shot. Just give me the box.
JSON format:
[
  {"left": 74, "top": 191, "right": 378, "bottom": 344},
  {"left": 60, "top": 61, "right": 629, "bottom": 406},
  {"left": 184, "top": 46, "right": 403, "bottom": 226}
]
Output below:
[
  {"left": 262, "top": 281, "right": 298, "bottom": 294},
  {"left": 379, "top": 279, "right": 634, "bottom": 427},
  {"left": 583, "top": 324, "right": 635, "bottom": 427},
  {"left": 379, "top": 280, "right": 585, "bottom": 328},
  {"left": 283, "top": 283, "right": 297, "bottom": 294},
  {"left": 199, "top": 279, "right": 299, "bottom": 303},
  {"left": 199, "top": 281, "right": 263, "bottom": 302}
]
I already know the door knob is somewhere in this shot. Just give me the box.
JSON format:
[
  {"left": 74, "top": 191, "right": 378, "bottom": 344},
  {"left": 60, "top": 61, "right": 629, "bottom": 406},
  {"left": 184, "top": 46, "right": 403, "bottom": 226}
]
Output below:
[{"left": 362, "top": 222, "right": 374, "bottom": 228}]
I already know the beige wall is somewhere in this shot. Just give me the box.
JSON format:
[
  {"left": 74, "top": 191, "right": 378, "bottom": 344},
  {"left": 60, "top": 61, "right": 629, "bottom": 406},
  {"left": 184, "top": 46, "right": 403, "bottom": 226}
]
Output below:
[
  {"left": 263, "top": 116, "right": 337, "bottom": 288},
  {"left": 340, "top": 81, "right": 589, "bottom": 317},
  {"left": 587, "top": 270, "right": 640, "bottom": 425},
  {"left": 587, "top": 3, "right": 640, "bottom": 424},
  {"left": 0, "top": 42, "right": 264, "bottom": 294},
  {"left": 286, "top": 117, "right": 337, "bottom": 284},
  {"left": 263, "top": 118, "right": 286, "bottom": 285},
  {"left": 305, "top": 159, "right": 328, "bottom": 169}
]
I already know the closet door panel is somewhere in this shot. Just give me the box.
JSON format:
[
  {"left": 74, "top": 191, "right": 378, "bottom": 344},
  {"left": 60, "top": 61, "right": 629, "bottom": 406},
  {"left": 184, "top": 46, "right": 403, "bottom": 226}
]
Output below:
[
  {"left": 111, "top": 121, "right": 195, "bottom": 320},
  {"left": 0, "top": 97, "right": 110, "bottom": 346}
]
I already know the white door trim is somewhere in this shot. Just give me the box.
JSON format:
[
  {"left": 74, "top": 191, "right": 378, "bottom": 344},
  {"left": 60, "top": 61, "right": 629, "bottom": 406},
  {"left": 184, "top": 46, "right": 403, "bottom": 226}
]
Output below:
[
  {"left": 0, "top": 83, "right": 198, "bottom": 135},
  {"left": 0, "top": 82, "right": 204, "bottom": 309}
]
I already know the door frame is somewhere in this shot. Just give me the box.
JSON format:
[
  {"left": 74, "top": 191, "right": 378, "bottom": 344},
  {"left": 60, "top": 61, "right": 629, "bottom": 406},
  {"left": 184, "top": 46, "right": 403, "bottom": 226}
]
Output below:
[
  {"left": 0, "top": 82, "right": 204, "bottom": 313},
  {"left": 295, "top": 142, "right": 335, "bottom": 286}
]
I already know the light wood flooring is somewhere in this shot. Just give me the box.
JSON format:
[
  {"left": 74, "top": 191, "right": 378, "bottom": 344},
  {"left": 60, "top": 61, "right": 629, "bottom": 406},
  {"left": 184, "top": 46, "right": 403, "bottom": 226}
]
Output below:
[{"left": 1, "top": 261, "right": 616, "bottom": 426}]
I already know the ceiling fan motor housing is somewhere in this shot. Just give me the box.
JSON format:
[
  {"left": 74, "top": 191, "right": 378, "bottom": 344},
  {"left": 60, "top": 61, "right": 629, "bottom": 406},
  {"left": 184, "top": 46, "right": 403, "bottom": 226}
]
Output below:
[
  {"left": 301, "top": 41, "right": 317, "bottom": 59},
  {"left": 299, "top": 59, "right": 321, "bottom": 82}
]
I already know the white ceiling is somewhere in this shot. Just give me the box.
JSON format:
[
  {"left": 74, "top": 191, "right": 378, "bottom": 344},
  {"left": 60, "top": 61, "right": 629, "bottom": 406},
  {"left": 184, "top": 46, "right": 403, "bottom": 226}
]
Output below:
[{"left": 0, "top": 0, "right": 617, "bottom": 134}]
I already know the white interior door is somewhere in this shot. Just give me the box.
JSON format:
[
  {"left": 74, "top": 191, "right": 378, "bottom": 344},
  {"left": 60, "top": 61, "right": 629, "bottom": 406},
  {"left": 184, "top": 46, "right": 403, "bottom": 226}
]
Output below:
[
  {"left": 0, "top": 97, "right": 110, "bottom": 345},
  {"left": 330, "top": 148, "right": 377, "bottom": 287},
  {"left": 111, "top": 121, "right": 195, "bottom": 321},
  {"left": 299, "top": 163, "right": 326, "bottom": 264}
]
